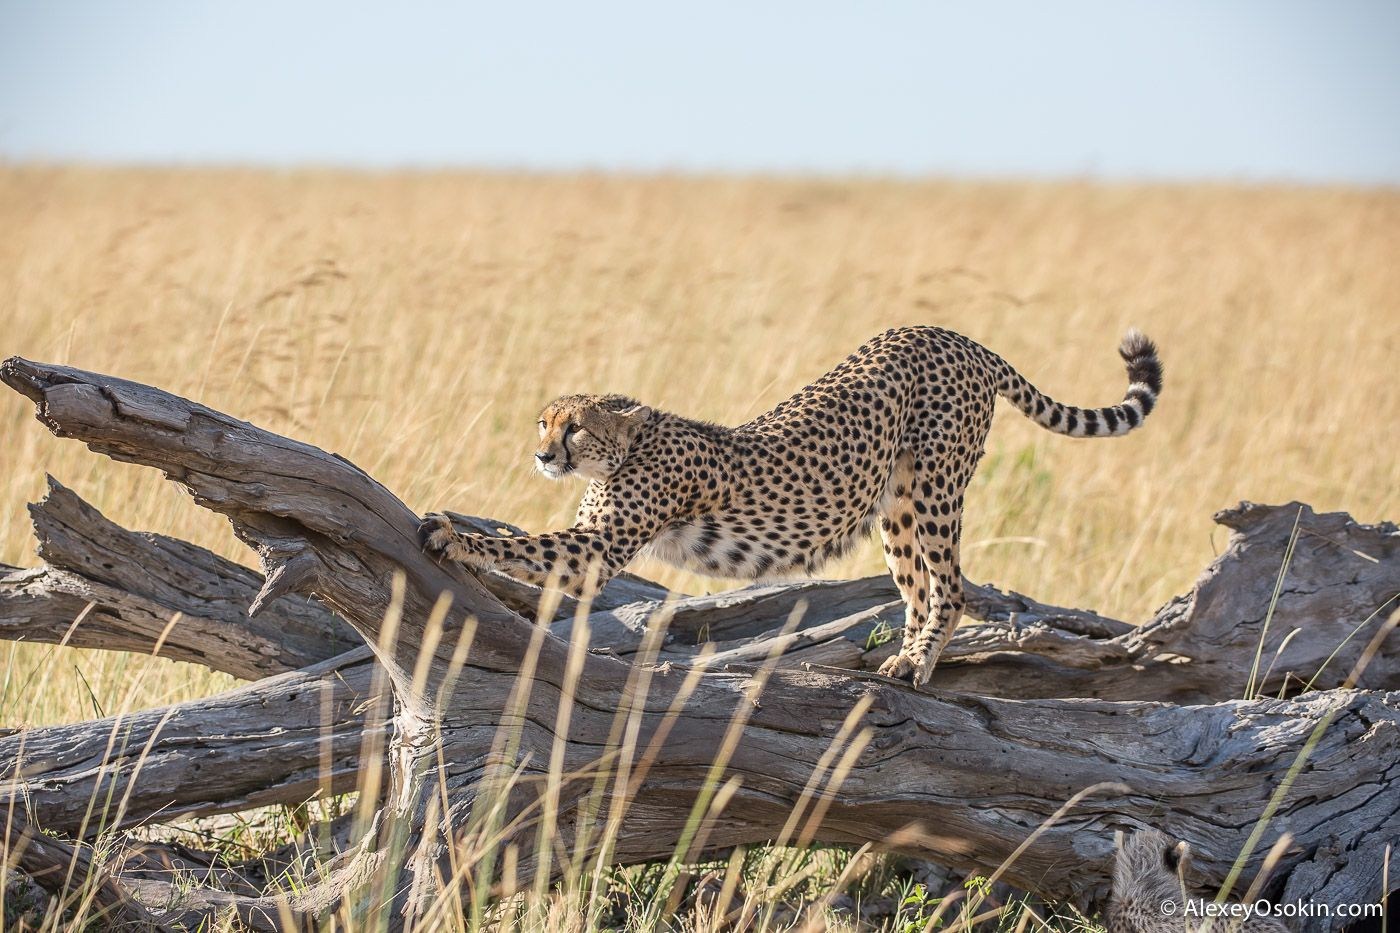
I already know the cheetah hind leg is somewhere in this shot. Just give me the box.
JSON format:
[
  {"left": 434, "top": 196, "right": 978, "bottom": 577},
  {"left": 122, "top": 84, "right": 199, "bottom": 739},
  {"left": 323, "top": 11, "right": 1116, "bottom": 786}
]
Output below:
[
  {"left": 908, "top": 491, "right": 966, "bottom": 687},
  {"left": 874, "top": 451, "right": 928, "bottom": 683}
]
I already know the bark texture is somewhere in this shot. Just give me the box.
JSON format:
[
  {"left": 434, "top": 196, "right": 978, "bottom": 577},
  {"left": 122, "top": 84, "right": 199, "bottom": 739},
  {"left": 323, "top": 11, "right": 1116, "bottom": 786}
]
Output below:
[{"left": 1, "top": 477, "right": 358, "bottom": 678}]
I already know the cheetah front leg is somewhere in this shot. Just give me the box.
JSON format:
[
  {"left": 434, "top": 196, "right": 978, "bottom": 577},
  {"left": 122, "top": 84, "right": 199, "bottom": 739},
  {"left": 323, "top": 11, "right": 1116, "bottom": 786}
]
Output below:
[
  {"left": 419, "top": 512, "right": 615, "bottom": 599},
  {"left": 874, "top": 453, "right": 931, "bottom": 683}
]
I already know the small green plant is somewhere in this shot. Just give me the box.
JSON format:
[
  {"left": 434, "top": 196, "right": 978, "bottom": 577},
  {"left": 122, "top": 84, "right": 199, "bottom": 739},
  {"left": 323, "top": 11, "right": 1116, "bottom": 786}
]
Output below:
[
  {"left": 895, "top": 881, "right": 944, "bottom": 933},
  {"left": 866, "top": 620, "right": 897, "bottom": 650},
  {"left": 963, "top": 874, "right": 992, "bottom": 898}
]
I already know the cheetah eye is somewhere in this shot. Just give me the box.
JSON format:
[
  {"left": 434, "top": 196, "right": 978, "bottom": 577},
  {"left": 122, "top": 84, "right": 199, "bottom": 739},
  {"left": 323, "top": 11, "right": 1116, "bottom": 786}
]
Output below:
[
  {"left": 537, "top": 420, "right": 547, "bottom": 432},
  {"left": 564, "top": 423, "right": 581, "bottom": 437}
]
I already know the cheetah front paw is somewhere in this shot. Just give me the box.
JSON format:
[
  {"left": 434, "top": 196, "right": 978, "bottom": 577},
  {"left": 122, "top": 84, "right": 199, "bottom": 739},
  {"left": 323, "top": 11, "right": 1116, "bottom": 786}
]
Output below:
[
  {"left": 418, "top": 512, "right": 459, "bottom": 555},
  {"left": 877, "top": 653, "right": 917, "bottom": 682}
]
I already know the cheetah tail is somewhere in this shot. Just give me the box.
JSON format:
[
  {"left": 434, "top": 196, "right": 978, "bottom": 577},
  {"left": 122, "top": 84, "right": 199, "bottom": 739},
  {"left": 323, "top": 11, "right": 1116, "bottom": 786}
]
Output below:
[{"left": 995, "top": 329, "right": 1163, "bottom": 438}]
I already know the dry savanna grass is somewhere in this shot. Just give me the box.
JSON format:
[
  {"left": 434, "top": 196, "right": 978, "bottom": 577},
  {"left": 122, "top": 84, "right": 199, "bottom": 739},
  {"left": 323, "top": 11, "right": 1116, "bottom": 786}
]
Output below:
[{"left": 1, "top": 166, "right": 1397, "bottom": 929}]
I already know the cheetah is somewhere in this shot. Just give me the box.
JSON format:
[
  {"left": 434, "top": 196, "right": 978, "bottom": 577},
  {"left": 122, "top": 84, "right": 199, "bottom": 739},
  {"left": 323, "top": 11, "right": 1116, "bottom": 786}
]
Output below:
[
  {"left": 421, "top": 325, "right": 1162, "bottom": 684},
  {"left": 1108, "top": 829, "right": 1290, "bottom": 932}
]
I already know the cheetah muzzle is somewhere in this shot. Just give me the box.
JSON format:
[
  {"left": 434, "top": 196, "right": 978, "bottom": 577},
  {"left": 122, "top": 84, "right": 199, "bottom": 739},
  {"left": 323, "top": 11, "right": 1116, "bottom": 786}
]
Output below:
[{"left": 422, "top": 326, "right": 1162, "bottom": 686}]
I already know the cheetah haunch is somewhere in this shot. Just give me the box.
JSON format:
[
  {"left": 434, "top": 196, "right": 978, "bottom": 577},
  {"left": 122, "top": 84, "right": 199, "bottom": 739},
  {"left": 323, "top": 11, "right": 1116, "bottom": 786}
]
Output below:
[{"left": 422, "top": 325, "right": 1162, "bottom": 684}]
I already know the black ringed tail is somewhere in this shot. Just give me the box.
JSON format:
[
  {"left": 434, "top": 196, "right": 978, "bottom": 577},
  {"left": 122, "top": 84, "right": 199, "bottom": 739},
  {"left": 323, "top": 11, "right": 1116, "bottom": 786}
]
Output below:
[{"left": 992, "top": 330, "right": 1163, "bottom": 437}]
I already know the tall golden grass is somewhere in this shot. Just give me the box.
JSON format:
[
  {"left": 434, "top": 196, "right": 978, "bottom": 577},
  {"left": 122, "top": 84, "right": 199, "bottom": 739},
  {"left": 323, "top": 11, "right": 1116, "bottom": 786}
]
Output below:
[
  {"left": 1, "top": 167, "right": 1397, "bottom": 929},
  {"left": 2, "top": 167, "right": 1398, "bottom": 727}
]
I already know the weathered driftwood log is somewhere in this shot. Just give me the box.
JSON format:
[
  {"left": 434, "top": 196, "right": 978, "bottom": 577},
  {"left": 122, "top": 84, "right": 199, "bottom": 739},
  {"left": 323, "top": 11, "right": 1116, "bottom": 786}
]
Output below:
[
  {"left": 1122, "top": 500, "right": 1399, "bottom": 698},
  {"left": 7, "top": 485, "right": 1394, "bottom": 841},
  {"left": 1, "top": 489, "right": 1131, "bottom": 839},
  {"left": 4, "top": 809, "right": 172, "bottom": 930},
  {"left": 1, "top": 477, "right": 359, "bottom": 679},
  {"left": 6, "top": 481, "right": 1397, "bottom": 845},
  {"left": 570, "top": 501, "right": 1400, "bottom": 700},
  {"left": 7, "top": 479, "right": 1393, "bottom": 699},
  {"left": 1, "top": 481, "right": 1129, "bottom": 680},
  {"left": 1, "top": 646, "right": 381, "bottom": 835},
  {"left": 2, "top": 356, "right": 1397, "bottom": 931},
  {"left": 0, "top": 480, "right": 667, "bottom": 678}
]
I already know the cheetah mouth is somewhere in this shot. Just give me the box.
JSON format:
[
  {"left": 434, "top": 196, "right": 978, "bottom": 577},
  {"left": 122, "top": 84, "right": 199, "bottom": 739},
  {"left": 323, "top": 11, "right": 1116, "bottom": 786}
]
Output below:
[{"left": 537, "top": 462, "right": 573, "bottom": 479}]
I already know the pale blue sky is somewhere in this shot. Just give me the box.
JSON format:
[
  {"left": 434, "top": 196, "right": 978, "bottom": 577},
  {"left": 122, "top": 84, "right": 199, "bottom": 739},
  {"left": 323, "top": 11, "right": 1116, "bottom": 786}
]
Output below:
[{"left": 2, "top": 1, "right": 1398, "bottom": 183}]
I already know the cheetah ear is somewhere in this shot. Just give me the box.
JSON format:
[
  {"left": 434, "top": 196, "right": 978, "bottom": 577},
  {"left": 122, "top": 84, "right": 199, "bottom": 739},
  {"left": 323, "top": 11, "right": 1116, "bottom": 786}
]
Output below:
[{"left": 615, "top": 405, "right": 653, "bottom": 443}]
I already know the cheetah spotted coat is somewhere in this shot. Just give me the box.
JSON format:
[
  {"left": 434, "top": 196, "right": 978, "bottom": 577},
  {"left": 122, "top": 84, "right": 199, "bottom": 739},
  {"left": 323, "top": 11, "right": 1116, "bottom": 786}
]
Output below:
[{"left": 423, "top": 325, "right": 1162, "bottom": 684}]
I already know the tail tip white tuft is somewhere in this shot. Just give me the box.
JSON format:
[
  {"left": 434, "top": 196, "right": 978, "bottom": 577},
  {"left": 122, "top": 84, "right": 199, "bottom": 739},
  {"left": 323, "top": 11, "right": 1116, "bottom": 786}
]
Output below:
[
  {"left": 1119, "top": 328, "right": 1163, "bottom": 396},
  {"left": 1119, "top": 328, "right": 1154, "bottom": 361}
]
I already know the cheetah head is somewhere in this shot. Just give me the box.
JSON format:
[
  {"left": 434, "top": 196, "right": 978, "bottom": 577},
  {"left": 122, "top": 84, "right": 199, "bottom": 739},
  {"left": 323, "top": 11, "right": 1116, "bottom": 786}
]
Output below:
[
  {"left": 1113, "top": 828, "right": 1190, "bottom": 903},
  {"left": 535, "top": 394, "right": 653, "bottom": 481}
]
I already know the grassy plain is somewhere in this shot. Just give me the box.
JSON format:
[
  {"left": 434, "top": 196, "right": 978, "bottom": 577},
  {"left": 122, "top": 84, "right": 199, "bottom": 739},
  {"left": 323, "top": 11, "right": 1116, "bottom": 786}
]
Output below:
[{"left": 1, "top": 167, "right": 1397, "bottom": 928}]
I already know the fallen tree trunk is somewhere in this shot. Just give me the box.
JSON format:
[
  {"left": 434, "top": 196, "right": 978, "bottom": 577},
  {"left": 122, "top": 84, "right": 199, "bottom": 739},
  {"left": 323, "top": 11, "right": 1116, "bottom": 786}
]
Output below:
[
  {"left": 1, "top": 477, "right": 359, "bottom": 679},
  {"left": 1, "top": 646, "right": 381, "bottom": 835},
  {"left": 5, "top": 489, "right": 1395, "bottom": 844},
  {"left": 570, "top": 500, "right": 1400, "bottom": 699},
  {"left": 7, "top": 484, "right": 1397, "bottom": 845},
  {"left": 4, "top": 809, "right": 172, "bottom": 930},
  {"left": 0, "top": 480, "right": 1133, "bottom": 682},
  {"left": 0, "top": 479, "right": 666, "bottom": 678},
  {"left": 9, "top": 476, "right": 1392, "bottom": 699},
  {"left": 2, "top": 356, "right": 1396, "bottom": 931}
]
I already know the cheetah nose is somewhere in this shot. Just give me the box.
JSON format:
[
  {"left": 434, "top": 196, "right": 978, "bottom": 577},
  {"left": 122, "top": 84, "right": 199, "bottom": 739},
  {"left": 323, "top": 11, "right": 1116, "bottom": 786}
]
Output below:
[{"left": 535, "top": 452, "right": 556, "bottom": 464}]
